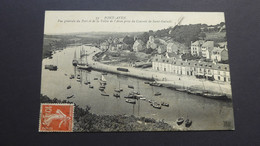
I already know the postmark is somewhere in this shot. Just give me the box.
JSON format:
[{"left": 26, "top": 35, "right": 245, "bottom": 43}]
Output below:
[{"left": 39, "top": 103, "right": 74, "bottom": 132}]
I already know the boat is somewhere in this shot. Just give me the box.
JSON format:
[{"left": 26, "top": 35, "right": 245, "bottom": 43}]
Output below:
[
  {"left": 72, "top": 50, "right": 78, "bottom": 66},
  {"left": 114, "top": 89, "right": 121, "bottom": 92},
  {"left": 202, "top": 92, "right": 228, "bottom": 100},
  {"left": 101, "top": 92, "right": 109, "bottom": 96},
  {"left": 117, "top": 67, "right": 129, "bottom": 72},
  {"left": 100, "top": 84, "right": 106, "bottom": 89},
  {"left": 144, "top": 81, "right": 150, "bottom": 84},
  {"left": 89, "top": 85, "right": 94, "bottom": 88},
  {"left": 67, "top": 85, "right": 71, "bottom": 89},
  {"left": 149, "top": 82, "right": 162, "bottom": 87},
  {"left": 201, "top": 80, "right": 228, "bottom": 100},
  {"left": 154, "top": 92, "right": 161, "bottom": 96},
  {"left": 124, "top": 94, "right": 136, "bottom": 99},
  {"left": 175, "top": 88, "right": 187, "bottom": 92},
  {"left": 140, "top": 97, "right": 146, "bottom": 100},
  {"left": 187, "top": 89, "right": 203, "bottom": 96},
  {"left": 176, "top": 117, "right": 184, "bottom": 125},
  {"left": 77, "top": 75, "right": 81, "bottom": 79},
  {"left": 77, "top": 47, "right": 91, "bottom": 70},
  {"left": 45, "top": 65, "right": 58, "bottom": 71},
  {"left": 151, "top": 102, "right": 161, "bottom": 109},
  {"left": 77, "top": 79, "right": 81, "bottom": 82},
  {"left": 114, "top": 82, "right": 122, "bottom": 92},
  {"left": 132, "top": 91, "right": 140, "bottom": 95},
  {"left": 69, "top": 75, "right": 75, "bottom": 79},
  {"left": 125, "top": 99, "right": 136, "bottom": 104},
  {"left": 161, "top": 102, "right": 169, "bottom": 107},
  {"left": 67, "top": 95, "right": 74, "bottom": 99},
  {"left": 128, "top": 85, "right": 134, "bottom": 89},
  {"left": 113, "top": 93, "right": 120, "bottom": 98},
  {"left": 185, "top": 119, "right": 192, "bottom": 127},
  {"left": 99, "top": 87, "right": 104, "bottom": 91},
  {"left": 100, "top": 75, "right": 107, "bottom": 84}
]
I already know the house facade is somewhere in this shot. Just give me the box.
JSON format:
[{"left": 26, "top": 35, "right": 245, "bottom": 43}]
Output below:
[
  {"left": 152, "top": 56, "right": 230, "bottom": 82},
  {"left": 191, "top": 40, "right": 204, "bottom": 56},
  {"left": 158, "top": 45, "right": 166, "bottom": 54},
  {"left": 201, "top": 41, "right": 214, "bottom": 59},
  {"left": 133, "top": 40, "right": 144, "bottom": 52},
  {"left": 211, "top": 47, "right": 228, "bottom": 62}
]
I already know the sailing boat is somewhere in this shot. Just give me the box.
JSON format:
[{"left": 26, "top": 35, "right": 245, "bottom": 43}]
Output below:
[
  {"left": 84, "top": 71, "right": 89, "bottom": 85},
  {"left": 72, "top": 49, "right": 78, "bottom": 66},
  {"left": 175, "top": 80, "right": 187, "bottom": 92},
  {"left": 201, "top": 80, "right": 228, "bottom": 100},
  {"left": 45, "top": 51, "right": 58, "bottom": 71},
  {"left": 114, "top": 81, "right": 123, "bottom": 92},
  {"left": 77, "top": 46, "right": 91, "bottom": 70},
  {"left": 100, "top": 75, "right": 107, "bottom": 85}
]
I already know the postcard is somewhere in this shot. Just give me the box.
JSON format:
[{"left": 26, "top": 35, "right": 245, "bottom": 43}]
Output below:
[{"left": 39, "top": 11, "right": 234, "bottom": 132}]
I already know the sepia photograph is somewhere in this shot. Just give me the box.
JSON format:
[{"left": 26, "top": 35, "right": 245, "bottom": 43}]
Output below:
[{"left": 39, "top": 11, "right": 234, "bottom": 132}]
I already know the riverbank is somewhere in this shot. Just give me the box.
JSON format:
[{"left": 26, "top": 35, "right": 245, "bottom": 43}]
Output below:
[
  {"left": 85, "top": 48, "right": 232, "bottom": 97},
  {"left": 40, "top": 94, "right": 174, "bottom": 132}
]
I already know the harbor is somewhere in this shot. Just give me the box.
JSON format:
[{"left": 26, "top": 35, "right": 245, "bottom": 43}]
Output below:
[{"left": 41, "top": 45, "right": 234, "bottom": 130}]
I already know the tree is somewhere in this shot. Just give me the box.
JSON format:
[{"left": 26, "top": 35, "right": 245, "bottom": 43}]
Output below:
[
  {"left": 199, "top": 32, "right": 206, "bottom": 40},
  {"left": 139, "top": 32, "right": 149, "bottom": 44},
  {"left": 123, "top": 36, "right": 135, "bottom": 45}
]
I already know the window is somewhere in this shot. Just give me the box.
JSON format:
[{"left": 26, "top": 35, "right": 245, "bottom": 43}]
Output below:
[
  {"left": 218, "top": 76, "right": 220, "bottom": 80},
  {"left": 164, "top": 68, "right": 166, "bottom": 71}
]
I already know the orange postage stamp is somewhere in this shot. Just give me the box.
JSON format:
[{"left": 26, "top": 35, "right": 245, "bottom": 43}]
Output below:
[{"left": 39, "top": 103, "right": 74, "bottom": 132}]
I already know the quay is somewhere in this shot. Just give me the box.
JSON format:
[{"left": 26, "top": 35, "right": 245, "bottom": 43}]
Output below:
[{"left": 83, "top": 48, "right": 232, "bottom": 99}]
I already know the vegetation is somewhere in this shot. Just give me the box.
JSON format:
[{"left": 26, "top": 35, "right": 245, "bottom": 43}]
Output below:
[{"left": 40, "top": 94, "right": 174, "bottom": 132}]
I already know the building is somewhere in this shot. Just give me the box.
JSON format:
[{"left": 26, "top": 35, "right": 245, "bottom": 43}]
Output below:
[
  {"left": 158, "top": 45, "right": 166, "bottom": 54},
  {"left": 146, "top": 36, "right": 157, "bottom": 49},
  {"left": 152, "top": 56, "right": 230, "bottom": 82},
  {"left": 201, "top": 41, "right": 214, "bottom": 59},
  {"left": 100, "top": 42, "right": 109, "bottom": 50},
  {"left": 133, "top": 40, "right": 144, "bottom": 52},
  {"left": 211, "top": 47, "right": 228, "bottom": 62},
  {"left": 165, "top": 52, "right": 181, "bottom": 60},
  {"left": 116, "top": 42, "right": 123, "bottom": 50},
  {"left": 109, "top": 44, "right": 117, "bottom": 52},
  {"left": 167, "top": 43, "right": 179, "bottom": 53},
  {"left": 191, "top": 40, "right": 205, "bottom": 56}
]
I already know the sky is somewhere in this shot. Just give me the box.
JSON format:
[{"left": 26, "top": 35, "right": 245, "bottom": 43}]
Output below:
[{"left": 44, "top": 11, "right": 225, "bottom": 34}]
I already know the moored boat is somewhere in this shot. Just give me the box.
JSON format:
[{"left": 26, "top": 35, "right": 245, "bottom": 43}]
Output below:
[
  {"left": 202, "top": 92, "right": 228, "bottom": 100},
  {"left": 177, "top": 117, "right": 184, "bottom": 125},
  {"left": 185, "top": 119, "right": 192, "bottom": 127},
  {"left": 161, "top": 102, "right": 169, "bottom": 107},
  {"left": 101, "top": 92, "right": 109, "bottom": 96},
  {"left": 154, "top": 92, "right": 161, "bottom": 96},
  {"left": 125, "top": 99, "right": 136, "bottom": 104},
  {"left": 113, "top": 93, "right": 120, "bottom": 98},
  {"left": 67, "top": 95, "right": 74, "bottom": 99},
  {"left": 67, "top": 85, "right": 71, "bottom": 89},
  {"left": 45, "top": 65, "right": 58, "bottom": 71},
  {"left": 128, "top": 85, "right": 134, "bottom": 89},
  {"left": 89, "top": 85, "right": 94, "bottom": 88},
  {"left": 151, "top": 102, "right": 161, "bottom": 109}
]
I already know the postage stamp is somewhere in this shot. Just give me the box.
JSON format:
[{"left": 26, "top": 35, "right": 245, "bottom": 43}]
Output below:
[{"left": 39, "top": 103, "right": 74, "bottom": 132}]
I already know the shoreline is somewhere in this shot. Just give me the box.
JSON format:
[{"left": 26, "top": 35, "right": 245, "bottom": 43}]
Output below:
[
  {"left": 83, "top": 48, "right": 232, "bottom": 99},
  {"left": 40, "top": 94, "right": 175, "bottom": 132}
]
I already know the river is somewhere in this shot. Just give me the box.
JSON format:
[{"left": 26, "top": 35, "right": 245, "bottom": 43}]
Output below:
[{"left": 41, "top": 45, "right": 234, "bottom": 130}]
